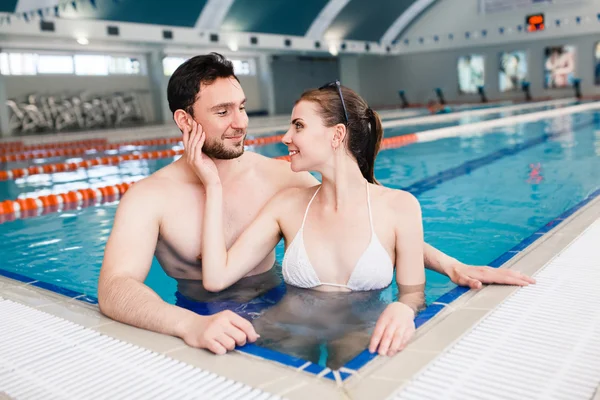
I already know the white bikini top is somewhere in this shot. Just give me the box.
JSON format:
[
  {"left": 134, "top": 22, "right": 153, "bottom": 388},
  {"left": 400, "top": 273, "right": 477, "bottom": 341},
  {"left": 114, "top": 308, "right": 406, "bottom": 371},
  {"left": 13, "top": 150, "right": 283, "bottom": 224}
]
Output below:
[{"left": 282, "top": 183, "right": 394, "bottom": 291}]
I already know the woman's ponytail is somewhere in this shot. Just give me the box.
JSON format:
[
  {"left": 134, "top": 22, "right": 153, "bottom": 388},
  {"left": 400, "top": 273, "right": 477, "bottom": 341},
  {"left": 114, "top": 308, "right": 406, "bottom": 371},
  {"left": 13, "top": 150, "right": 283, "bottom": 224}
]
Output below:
[
  {"left": 361, "top": 107, "right": 383, "bottom": 184},
  {"left": 296, "top": 85, "right": 384, "bottom": 184}
]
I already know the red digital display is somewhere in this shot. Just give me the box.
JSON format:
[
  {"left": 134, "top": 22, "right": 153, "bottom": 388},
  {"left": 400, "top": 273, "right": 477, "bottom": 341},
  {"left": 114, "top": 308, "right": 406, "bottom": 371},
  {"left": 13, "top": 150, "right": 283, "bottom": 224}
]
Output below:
[{"left": 526, "top": 13, "right": 545, "bottom": 32}]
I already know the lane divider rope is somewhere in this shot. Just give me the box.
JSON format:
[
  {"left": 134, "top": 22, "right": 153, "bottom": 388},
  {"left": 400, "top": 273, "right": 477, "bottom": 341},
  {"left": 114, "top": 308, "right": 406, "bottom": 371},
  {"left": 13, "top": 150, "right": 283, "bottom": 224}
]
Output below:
[
  {"left": 0, "top": 182, "right": 134, "bottom": 223},
  {"left": 0, "top": 134, "right": 418, "bottom": 181},
  {"left": 0, "top": 134, "right": 285, "bottom": 160},
  {"left": 0, "top": 134, "right": 417, "bottom": 222},
  {"left": 0, "top": 138, "right": 108, "bottom": 154},
  {"left": 0, "top": 149, "right": 184, "bottom": 181}
]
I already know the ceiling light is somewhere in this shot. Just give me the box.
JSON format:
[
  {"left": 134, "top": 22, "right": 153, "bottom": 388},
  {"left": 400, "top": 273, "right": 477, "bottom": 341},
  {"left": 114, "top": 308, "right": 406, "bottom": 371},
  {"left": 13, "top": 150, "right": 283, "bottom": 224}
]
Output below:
[{"left": 329, "top": 44, "right": 338, "bottom": 56}]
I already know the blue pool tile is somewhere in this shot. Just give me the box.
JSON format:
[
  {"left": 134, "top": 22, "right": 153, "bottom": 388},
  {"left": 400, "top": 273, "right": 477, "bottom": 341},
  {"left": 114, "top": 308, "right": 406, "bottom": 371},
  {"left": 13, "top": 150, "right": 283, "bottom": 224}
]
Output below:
[
  {"left": 303, "top": 362, "right": 327, "bottom": 376},
  {"left": 432, "top": 286, "right": 470, "bottom": 306},
  {"left": 324, "top": 371, "right": 336, "bottom": 381},
  {"left": 75, "top": 295, "right": 99, "bottom": 305},
  {"left": 343, "top": 349, "right": 378, "bottom": 371},
  {"left": 488, "top": 251, "right": 518, "bottom": 268},
  {"left": 0, "top": 268, "right": 37, "bottom": 284},
  {"left": 415, "top": 303, "right": 446, "bottom": 328},
  {"left": 31, "top": 281, "right": 82, "bottom": 298},
  {"left": 238, "top": 343, "right": 308, "bottom": 369},
  {"left": 338, "top": 371, "right": 352, "bottom": 381},
  {"left": 537, "top": 218, "right": 564, "bottom": 233},
  {"left": 510, "top": 233, "right": 544, "bottom": 252}
]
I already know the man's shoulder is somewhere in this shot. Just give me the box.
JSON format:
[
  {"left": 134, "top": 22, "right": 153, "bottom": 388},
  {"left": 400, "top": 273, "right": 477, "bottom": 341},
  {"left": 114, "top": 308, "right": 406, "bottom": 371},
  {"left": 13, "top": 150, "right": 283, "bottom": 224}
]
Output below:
[{"left": 118, "top": 167, "right": 180, "bottom": 209}]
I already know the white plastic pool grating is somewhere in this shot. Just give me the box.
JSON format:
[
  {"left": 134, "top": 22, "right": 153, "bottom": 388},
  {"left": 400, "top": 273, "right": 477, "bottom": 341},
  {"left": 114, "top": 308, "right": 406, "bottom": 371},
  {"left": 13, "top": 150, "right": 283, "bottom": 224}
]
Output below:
[
  {"left": 391, "top": 218, "right": 600, "bottom": 400},
  {"left": 0, "top": 300, "right": 282, "bottom": 400}
]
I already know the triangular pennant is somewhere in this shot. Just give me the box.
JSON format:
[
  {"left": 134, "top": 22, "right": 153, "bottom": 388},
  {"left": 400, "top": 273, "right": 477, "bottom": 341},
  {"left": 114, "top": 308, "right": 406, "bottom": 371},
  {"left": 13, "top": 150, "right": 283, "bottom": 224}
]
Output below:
[
  {"left": 37, "top": 9, "right": 44, "bottom": 18},
  {"left": 23, "top": 13, "right": 29, "bottom": 22},
  {"left": 90, "top": 0, "right": 97, "bottom": 8},
  {"left": 71, "top": 1, "right": 77, "bottom": 11},
  {"left": 54, "top": 5, "right": 60, "bottom": 17}
]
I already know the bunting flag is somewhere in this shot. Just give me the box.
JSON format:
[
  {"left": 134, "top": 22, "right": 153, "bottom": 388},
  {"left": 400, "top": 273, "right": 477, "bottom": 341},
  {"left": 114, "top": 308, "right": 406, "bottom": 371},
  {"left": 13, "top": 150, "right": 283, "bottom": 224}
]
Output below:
[
  {"left": 71, "top": 1, "right": 77, "bottom": 11},
  {"left": 90, "top": 0, "right": 97, "bottom": 8}
]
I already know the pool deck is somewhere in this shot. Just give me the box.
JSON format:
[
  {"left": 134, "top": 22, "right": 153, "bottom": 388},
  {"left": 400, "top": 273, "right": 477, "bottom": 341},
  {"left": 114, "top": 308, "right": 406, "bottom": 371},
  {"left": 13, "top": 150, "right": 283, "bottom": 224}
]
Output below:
[
  {"left": 0, "top": 107, "right": 420, "bottom": 145},
  {"left": 0, "top": 98, "right": 567, "bottom": 145},
  {"left": 1, "top": 189, "right": 598, "bottom": 399}
]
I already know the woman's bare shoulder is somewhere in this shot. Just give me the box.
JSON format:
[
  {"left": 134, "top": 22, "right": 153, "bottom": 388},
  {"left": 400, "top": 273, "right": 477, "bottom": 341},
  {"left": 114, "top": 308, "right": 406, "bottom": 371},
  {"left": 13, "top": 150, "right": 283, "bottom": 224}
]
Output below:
[
  {"left": 271, "top": 184, "right": 320, "bottom": 206},
  {"left": 371, "top": 184, "right": 421, "bottom": 216}
]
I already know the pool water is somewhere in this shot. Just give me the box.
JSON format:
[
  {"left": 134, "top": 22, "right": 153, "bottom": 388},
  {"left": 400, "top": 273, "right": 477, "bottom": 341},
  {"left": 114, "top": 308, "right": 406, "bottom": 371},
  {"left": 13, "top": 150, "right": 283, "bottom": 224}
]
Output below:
[{"left": 1, "top": 110, "right": 599, "bottom": 369}]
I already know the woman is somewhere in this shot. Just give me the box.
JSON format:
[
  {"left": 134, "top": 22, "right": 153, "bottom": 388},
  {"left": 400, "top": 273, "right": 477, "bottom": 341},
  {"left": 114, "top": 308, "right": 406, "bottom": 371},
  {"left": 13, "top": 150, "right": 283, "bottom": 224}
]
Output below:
[{"left": 186, "top": 81, "right": 426, "bottom": 357}]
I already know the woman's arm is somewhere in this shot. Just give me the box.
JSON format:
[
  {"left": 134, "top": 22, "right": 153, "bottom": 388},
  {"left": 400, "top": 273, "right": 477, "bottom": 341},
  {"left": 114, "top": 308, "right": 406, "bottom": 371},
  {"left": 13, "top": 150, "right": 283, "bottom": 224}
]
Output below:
[
  {"left": 183, "top": 122, "right": 283, "bottom": 292},
  {"left": 369, "top": 191, "right": 425, "bottom": 357},
  {"left": 201, "top": 183, "right": 283, "bottom": 292}
]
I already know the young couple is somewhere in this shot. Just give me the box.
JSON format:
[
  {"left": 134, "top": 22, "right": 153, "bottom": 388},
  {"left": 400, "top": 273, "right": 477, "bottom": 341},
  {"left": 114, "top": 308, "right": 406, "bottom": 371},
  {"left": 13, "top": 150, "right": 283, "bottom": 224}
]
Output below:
[{"left": 99, "top": 53, "right": 534, "bottom": 359}]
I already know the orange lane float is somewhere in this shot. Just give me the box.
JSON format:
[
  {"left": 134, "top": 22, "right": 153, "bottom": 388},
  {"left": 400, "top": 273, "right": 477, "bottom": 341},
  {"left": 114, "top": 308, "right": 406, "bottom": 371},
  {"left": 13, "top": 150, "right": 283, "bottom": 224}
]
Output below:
[
  {"left": 0, "top": 133, "right": 420, "bottom": 223},
  {"left": 380, "top": 133, "right": 418, "bottom": 150},
  {"left": 0, "top": 138, "right": 108, "bottom": 155},
  {"left": 0, "top": 149, "right": 184, "bottom": 181},
  {"left": 245, "top": 134, "right": 285, "bottom": 146},
  {"left": 0, "top": 133, "right": 418, "bottom": 180},
  {"left": 0, "top": 182, "right": 135, "bottom": 224},
  {"left": 0, "top": 137, "right": 187, "bottom": 161},
  {"left": 0, "top": 133, "right": 285, "bottom": 160},
  {"left": 0, "top": 140, "right": 23, "bottom": 150}
]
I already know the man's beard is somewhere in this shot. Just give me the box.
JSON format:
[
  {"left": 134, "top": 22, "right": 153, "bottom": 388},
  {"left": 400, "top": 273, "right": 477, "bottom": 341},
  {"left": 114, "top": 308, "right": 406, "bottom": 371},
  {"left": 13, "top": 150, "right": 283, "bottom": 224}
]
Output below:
[{"left": 202, "top": 134, "right": 245, "bottom": 160}]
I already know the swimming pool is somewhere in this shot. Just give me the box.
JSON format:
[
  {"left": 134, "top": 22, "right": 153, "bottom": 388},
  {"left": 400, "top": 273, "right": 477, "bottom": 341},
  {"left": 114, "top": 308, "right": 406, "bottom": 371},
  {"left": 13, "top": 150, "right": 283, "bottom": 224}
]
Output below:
[
  {"left": 0, "top": 109, "right": 599, "bottom": 373},
  {"left": 0, "top": 101, "right": 571, "bottom": 201}
]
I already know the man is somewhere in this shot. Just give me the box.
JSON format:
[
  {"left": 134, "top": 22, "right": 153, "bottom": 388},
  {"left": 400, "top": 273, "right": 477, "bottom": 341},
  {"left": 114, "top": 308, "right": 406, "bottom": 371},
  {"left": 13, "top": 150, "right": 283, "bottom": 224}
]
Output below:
[{"left": 98, "top": 53, "right": 534, "bottom": 356}]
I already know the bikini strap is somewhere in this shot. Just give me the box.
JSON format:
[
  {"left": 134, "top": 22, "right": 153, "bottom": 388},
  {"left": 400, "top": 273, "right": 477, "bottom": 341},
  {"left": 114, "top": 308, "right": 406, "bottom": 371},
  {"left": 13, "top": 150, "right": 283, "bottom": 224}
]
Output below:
[
  {"left": 366, "top": 182, "right": 375, "bottom": 233},
  {"left": 300, "top": 186, "right": 321, "bottom": 230}
]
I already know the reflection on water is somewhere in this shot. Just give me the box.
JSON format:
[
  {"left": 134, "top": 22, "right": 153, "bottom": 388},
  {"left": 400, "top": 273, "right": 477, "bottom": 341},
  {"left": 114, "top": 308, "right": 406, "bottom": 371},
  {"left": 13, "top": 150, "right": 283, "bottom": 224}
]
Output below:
[
  {"left": 175, "top": 264, "right": 389, "bottom": 369},
  {"left": 254, "top": 285, "right": 387, "bottom": 370}
]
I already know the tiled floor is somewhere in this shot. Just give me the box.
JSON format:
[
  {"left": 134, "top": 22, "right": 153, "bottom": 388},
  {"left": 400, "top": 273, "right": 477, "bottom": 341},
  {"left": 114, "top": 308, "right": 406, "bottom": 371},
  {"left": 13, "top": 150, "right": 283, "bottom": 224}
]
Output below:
[{"left": 389, "top": 216, "right": 600, "bottom": 399}]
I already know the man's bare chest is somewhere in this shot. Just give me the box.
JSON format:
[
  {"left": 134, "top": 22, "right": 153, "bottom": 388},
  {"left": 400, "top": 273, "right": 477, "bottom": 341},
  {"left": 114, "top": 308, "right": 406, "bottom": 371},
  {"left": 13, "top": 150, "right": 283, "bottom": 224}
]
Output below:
[{"left": 156, "top": 179, "right": 276, "bottom": 264}]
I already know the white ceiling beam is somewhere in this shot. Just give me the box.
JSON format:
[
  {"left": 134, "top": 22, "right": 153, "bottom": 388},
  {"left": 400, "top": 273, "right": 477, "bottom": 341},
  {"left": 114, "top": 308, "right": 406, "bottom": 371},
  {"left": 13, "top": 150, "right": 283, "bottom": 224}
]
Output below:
[
  {"left": 305, "top": 0, "right": 351, "bottom": 39},
  {"left": 380, "top": 0, "right": 436, "bottom": 44},
  {"left": 194, "top": 0, "right": 236, "bottom": 30},
  {"left": 15, "top": 0, "right": 59, "bottom": 13}
]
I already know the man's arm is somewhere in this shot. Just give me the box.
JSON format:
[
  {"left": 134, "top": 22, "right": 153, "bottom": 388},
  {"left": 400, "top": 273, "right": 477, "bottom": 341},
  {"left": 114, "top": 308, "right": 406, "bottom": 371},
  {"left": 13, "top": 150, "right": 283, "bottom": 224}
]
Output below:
[
  {"left": 98, "top": 180, "right": 257, "bottom": 354},
  {"left": 423, "top": 242, "right": 535, "bottom": 289}
]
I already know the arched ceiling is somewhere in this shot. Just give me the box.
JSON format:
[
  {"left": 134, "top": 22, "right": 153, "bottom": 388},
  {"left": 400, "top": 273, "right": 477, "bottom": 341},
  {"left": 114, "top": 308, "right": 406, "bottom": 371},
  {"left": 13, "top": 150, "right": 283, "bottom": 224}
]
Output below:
[
  {"left": 2, "top": 0, "right": 435, "bottom": 44},
  {"left": 324, "top": 0, "right": 417, "bottom": 41}
]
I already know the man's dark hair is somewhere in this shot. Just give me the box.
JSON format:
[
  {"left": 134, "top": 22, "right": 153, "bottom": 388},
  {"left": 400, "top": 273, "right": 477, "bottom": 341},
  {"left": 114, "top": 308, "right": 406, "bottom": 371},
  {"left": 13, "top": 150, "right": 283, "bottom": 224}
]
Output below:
[{"left": 167, "top": 52, "right": 238, "bottom": 117}]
